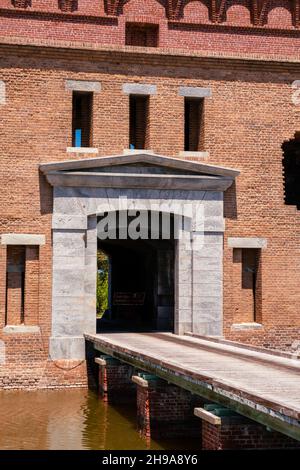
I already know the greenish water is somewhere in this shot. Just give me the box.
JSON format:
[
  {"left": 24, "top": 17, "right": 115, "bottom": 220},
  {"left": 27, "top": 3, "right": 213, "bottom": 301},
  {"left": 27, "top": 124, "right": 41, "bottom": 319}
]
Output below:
[{"left": 0, "top": 389, "right": 199, "bottom": 450}]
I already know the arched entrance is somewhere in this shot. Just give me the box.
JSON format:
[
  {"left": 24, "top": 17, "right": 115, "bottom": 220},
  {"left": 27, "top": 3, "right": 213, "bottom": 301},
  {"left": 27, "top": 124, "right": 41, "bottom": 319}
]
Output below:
[
  {"left": 97, "top": 210, "right": 175, "bottom": 332},
  {"left": 40, "top": 152, "right": 239, "bottom": 359}
]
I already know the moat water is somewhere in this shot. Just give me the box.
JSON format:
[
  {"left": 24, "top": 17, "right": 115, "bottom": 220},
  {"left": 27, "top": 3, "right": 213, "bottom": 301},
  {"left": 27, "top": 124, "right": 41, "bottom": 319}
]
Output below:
[{"left": 0, "top": 389, "right": 199, "bottom": 450}]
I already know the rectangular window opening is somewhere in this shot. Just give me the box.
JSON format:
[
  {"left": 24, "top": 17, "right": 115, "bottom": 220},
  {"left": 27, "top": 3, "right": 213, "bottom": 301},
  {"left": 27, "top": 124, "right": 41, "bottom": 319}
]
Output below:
[
  {"left": 241, "top": 248, "right": 261, "bottom": 323},
  {"left": 125, "top": 23, "right": 159, "bottom": 47},
  {"left": 184, "top": 97, "right": 204, "bottom": 152},
  {"left": 129, "top": 94, "right": 149, "bottom": 150},
  {"left": 72, "top": 91, "right": 93, "bottom": 148},
  {"left": 5, "top": 246, "right": 26, "bottom": 326}
]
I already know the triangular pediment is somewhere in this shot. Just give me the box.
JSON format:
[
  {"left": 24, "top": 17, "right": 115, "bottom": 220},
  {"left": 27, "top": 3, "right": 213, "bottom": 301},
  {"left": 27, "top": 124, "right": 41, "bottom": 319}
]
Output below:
[
  {"left": 40, "top": 152, "right": 239, "bottom": 177},
  {"left": 40, "top": 152, "right": 239, "bottom": 192}
]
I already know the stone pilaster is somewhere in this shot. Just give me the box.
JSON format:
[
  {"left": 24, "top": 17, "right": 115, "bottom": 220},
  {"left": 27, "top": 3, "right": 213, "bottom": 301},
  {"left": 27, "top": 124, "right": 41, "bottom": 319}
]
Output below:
[{"left": 50, "top": 213, "right": 93, "bottom": 359}]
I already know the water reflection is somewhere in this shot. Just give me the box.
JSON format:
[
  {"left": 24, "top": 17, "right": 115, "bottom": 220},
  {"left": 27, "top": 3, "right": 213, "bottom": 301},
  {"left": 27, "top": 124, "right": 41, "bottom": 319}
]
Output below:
[{"left": 0, "top": 389, "right": 199, "bottom": 450}]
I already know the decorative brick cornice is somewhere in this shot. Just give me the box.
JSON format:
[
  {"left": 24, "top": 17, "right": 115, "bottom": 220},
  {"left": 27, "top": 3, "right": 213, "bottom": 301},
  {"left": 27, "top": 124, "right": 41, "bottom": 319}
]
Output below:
[
  {"left": 293, "top": 0, "right": 300, "bottom": 27},
  {"left": 6, "top": 0, "right": 300, "bottom": 29},
  {"left": 0, "top": 36, "right": 300, "bottom": 72}
]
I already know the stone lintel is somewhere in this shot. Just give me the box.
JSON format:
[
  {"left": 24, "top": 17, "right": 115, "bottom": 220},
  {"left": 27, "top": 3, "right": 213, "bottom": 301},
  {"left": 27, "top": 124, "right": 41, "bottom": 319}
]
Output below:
[
  {"left": 45, "top": 172, "right": 234, "bottom": 191},
  {"left": 179, "top": 86, "right": 212, "bottom": 98},
  {"left": 231, "top": 323, "right": 263, "bottom": 331},
  {"left": 0, "top": 80, "right": 5, "bottom": 105},
  {"left": 122, "top": 83, "right": 157, "bottom": 95},
  {"left": 179, "top": 151, "right": 209, "bottom": 158},
  {"left": 132, "top": 375, "right": 149, "bottom": 388},
  {"left": 95, "top": 357, "right": 107, "bottom": 367},
  {"left": 66, "top": 147, "right": 99, "bottom": 154},
  {"left": 65, "top": 80, "right": 101, "bottom": 93},
  {"left": 194, "top": 407, "right": 222, "bottom": 425},
  {"left": 123, "top": 149, "right": 154, "bottom": 154},
  {"left": 228, "top": 237, "right": 267, "bottom": 249},
  {"left": 3, "top": 325, "right": 41, "bottom": 334},
  {"left": 0, "top": 233, "right": 46, "bottom": 246}
]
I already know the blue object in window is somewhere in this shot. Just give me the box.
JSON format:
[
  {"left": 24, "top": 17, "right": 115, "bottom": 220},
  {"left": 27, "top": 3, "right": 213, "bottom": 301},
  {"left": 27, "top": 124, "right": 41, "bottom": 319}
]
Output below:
[
  {"left": 75, "top": 129, "right": 82, "bottom": 148},
  {"left": 130, "top": 143, "right": 135, "bottom": 149}
]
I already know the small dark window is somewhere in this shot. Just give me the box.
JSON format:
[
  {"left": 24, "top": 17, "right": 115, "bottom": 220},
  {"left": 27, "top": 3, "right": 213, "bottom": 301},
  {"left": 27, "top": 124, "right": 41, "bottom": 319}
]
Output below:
[
  {"left": 282, "top": 134, "right": 300, "bottom": 209},
  {"left": 242, "top": 249, "right": 259, "bottom": 323},
  {"left": 184, "top": 98, "right": 204, "bottom": 152},
  {"left": 11, "top": 0, "right": 31, "bottom": 8},
  {"left": 6, "top": 246, "right": 25, "bottom": 325},
  {"left": 126, "top": 23, "right": 159, "bottom": 47},
  {"left": 58, "top": 0, "right": 78, "bottom": 12},
  {"left": 129, "top": 95, "right": 149, "bottom": 150},
  {"left": 72, "top": 91, "right": 93, "bottom": 148}
]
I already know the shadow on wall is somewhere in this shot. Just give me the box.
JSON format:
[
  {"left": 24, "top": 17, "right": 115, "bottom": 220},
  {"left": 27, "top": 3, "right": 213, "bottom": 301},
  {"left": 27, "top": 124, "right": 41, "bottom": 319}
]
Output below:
[
  {"left": 39, "top": 172, "right": 53, "bottom": 215},
  {"left": 282, "top": 132, "right": 300, "bottom": 210},
  {"left": 224, "top": 182, "right": 238, "bottom": 220}
]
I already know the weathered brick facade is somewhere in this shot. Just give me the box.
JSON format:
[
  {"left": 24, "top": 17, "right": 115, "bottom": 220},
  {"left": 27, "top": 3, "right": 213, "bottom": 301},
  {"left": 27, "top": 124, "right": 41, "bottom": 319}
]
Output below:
[
  {"left": 136, "top": 378, "right": 202, "bottom": 440},
  {"left": 202, "top": 417, "right": 300, "bottom": 450},
  {"left": 0, "top": 0, "right": 299, "bottom": 388}
]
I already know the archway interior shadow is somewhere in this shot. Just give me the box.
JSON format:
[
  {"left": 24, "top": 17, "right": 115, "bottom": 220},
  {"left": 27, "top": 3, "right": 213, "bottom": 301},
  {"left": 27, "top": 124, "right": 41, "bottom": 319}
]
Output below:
[{"left": 97, "top": 213, "right": 175, "bottom": 334}]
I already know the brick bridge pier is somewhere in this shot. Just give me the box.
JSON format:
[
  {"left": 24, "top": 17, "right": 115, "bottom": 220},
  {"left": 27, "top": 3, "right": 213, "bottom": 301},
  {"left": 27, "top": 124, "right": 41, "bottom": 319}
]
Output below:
[{"left": 86, "top": 332, "right": 300, "bottom": 450}]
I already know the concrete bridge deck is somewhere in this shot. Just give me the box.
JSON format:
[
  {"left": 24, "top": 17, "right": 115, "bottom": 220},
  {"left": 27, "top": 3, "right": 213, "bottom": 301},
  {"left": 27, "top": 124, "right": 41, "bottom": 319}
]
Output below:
[{"left": 85, "top": 332, "right": 300, "bottom": 441}]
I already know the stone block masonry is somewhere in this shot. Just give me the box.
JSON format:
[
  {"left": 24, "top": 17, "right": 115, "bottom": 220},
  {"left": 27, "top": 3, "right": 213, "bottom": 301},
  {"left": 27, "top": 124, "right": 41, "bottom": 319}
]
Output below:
[{"left": 1, "top": 0, "right": 300, "bottom": 59}]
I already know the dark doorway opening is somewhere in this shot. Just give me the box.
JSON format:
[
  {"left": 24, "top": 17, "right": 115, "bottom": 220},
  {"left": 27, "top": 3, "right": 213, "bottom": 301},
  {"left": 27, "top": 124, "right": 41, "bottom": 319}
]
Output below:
[{"left": 96, "top": 214, "right": 175, "bottom": 333}]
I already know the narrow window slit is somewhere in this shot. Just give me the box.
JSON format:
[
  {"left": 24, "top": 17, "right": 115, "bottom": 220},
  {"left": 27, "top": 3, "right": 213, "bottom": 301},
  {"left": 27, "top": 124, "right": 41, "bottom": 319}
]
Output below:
[{"left": 72, "top": 91, "right": 93, "bottom": 148}]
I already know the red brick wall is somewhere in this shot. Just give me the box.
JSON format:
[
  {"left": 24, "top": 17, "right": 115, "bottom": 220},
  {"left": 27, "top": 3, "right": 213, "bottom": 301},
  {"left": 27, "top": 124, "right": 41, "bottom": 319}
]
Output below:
[
  {"left": 0, "top": 46, "right": 299, "bottom": 385},
  {"left": 0, "top": 0, "right": 299, "bottom": 59},
  {"left": 0, "top": 332, "right": 87, "bottom": 389},
  {"left": 98, "top": 358, "right": 136, "bottom": 404},
  {"left": 0, "top": 0, "right": 299, "bottom": 388},
  {"left": 136, "top": 380, "right": 202, "bottom": 439},
  {"left": 202, "top": 419, "right": 300, "bottom": 450}
]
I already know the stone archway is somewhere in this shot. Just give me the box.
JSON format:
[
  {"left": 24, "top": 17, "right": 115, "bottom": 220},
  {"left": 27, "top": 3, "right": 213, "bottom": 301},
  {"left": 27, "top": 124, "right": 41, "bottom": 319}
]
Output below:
[{"left": 40, "top": 152, "right": 239, "bottom": 359}]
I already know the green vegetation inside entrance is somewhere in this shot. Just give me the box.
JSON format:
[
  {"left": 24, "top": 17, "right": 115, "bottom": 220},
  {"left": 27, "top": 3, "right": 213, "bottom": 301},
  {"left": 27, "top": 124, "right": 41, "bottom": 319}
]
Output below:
[{"left": 97, "top": 250, "right": 109, "bottom": 318}]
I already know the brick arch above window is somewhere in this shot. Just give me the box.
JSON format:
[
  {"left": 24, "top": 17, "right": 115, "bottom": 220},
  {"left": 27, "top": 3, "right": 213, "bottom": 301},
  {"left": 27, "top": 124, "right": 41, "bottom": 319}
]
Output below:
[
  {"left": 224, "top": 0, "right": 252, "bottom": 25},
  {"left": 58, "top": 0, "right": 78, "bottom": 12},
  {"left": 104, "top": 0, "right": 168, "bottom": 16},
  {"left": 266, "top": 1, "right": 293, "bottom": 28},
  {"left": 253, "top": 0, "right": 297, "bottom": 27},
  {"left": 0, "top": 81, "right": 5, "bottom": 105},
  {"left": 181, "top": 0, "right": 211, "bottom": 22},
  {"left": 11, "top": 0, "right": 31, "bottom": 8}
]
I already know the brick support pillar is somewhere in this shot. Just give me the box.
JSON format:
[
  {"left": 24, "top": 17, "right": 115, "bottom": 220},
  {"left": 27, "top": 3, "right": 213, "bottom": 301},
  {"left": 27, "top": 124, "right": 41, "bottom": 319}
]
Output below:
[
  {"left": 24, "top": 246, "right": 39, "bottom": 326},
  {"left": 202, "top": 417, "right": 300, "bottom": 450},
  {"left": 96, "top": 356, "right": 136, "bottom": 404},
  {"left": 134, "top": 374, "right": 203, "bottom": 440}
]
